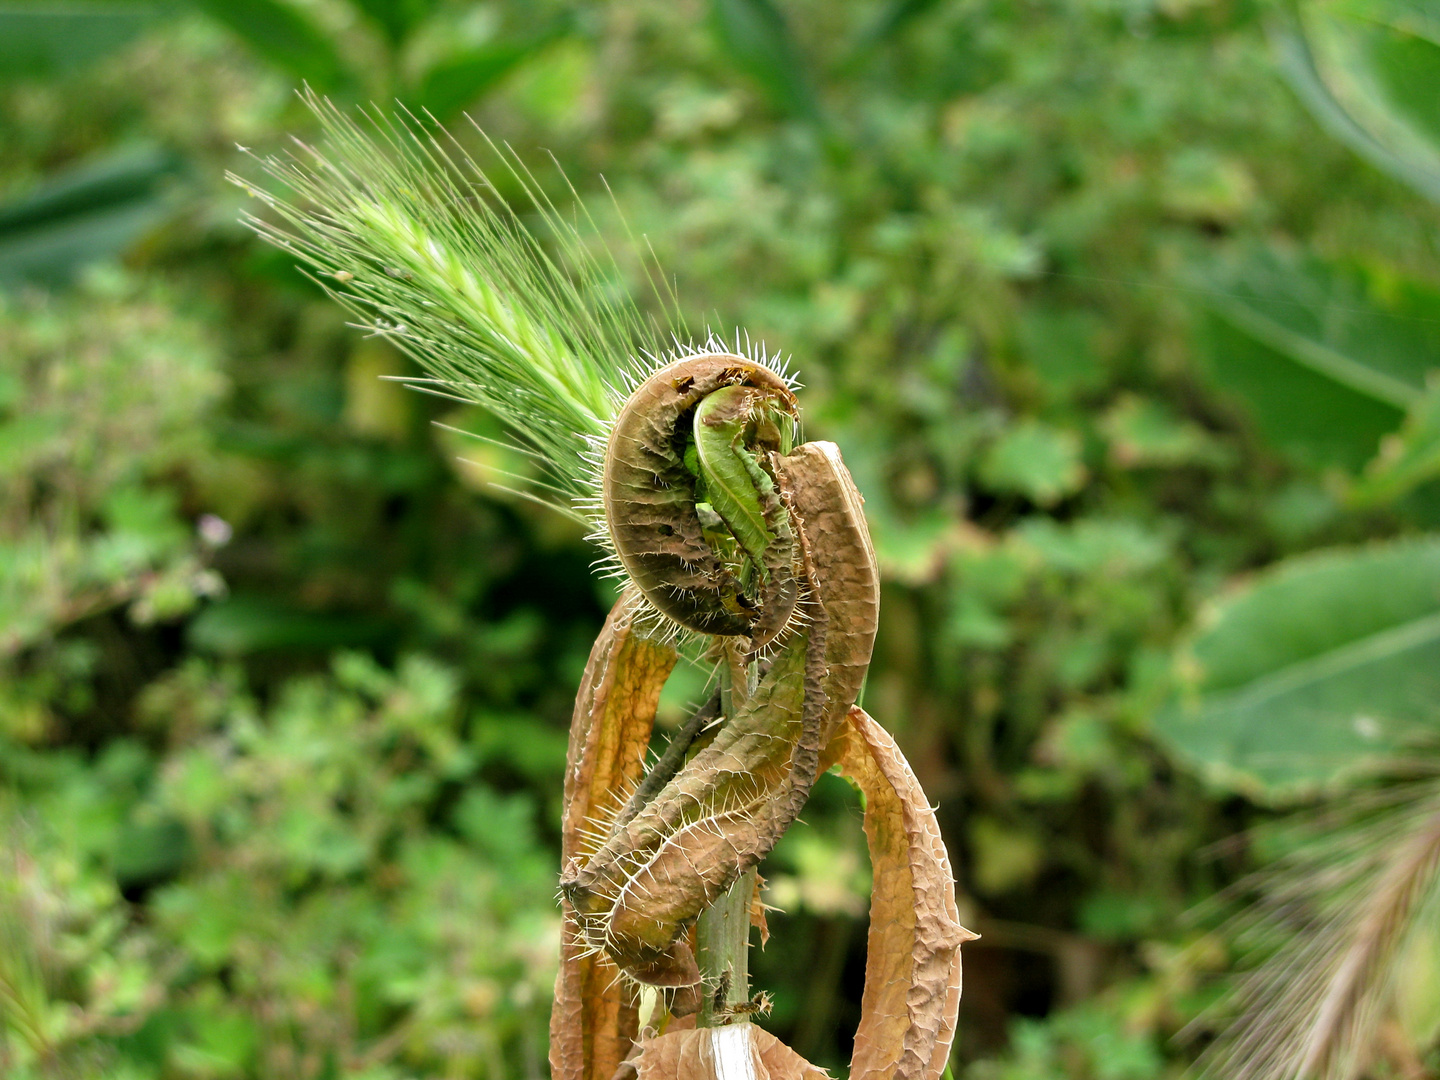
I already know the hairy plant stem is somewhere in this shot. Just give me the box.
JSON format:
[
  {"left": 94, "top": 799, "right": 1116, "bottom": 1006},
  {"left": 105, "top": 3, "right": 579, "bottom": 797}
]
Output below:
[{"left": 696, "top": 639, "right": 756, "bottom": 1027}]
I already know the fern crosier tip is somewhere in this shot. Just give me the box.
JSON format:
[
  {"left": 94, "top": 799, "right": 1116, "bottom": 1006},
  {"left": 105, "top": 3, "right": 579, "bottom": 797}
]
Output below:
[{"left": 584, "top": 335, "right": 804, "bottom": 650}]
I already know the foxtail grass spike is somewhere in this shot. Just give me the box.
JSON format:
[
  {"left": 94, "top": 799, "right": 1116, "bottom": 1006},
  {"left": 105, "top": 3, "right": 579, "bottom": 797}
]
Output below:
[{"left": 229, "top": 88, "right": 669, "bottom": 512}]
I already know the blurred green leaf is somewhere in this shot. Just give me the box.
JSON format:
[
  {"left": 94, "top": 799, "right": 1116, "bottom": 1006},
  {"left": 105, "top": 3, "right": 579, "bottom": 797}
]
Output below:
[
  {"left": 185, "top": 0, "right": 349, "bottom": 92},
  {"left": 452, "top": 787, "right": 537, "bottom": 862},
  {"left": 853, "top": 0, "right": 945, "bottom": 53},
  {"left": 969, "top": 815, "right": 1044, "bottom": 895},
  {"left": 113, "top": 815, "right": 190, "bottom": 887},
  {"left": 188, "top": 595, "right": 391, "bottom": 654},
  {"left": 172, "top": 1003, "right": 257, "bottom": 1077},
  {"left": 1078, "top": 889, "right": 1161, "bottom": 942},
  {"left": 411, "top": 21, "right": 569, "bottom": 122},
  {"left": 1155, "top": 536, "right": 1440, "bottom": 801},
  {"left": 1355, "top": 379, "right": 1440, "bottom": 504},
  {"left": 1196, "top": 250, "right": 1440, "bottom": 469},
  {"left": 1335, "top": 0, "right": 1440, "bottom": 140},
  {"left": 977, "top": 1003, "right": 1166, "bottom": 1080},
  {"left": 0, "top": 146, "right": 182, "bottom": 286},
  {"left": 1275, "top": 1, "right": 1440, "bottom": 203},
  {"left": 978, "top": 419, "right": 1087, "bottom": 506},
  {"left": 1203, "top": 314, "right": 1403, "bottom": 471},
  {"left": 1100, "top": 394, "right": 1231, "bottom": 469},
  {"left": 708, "top": 0, "right": 820, "bottom": 122},
  {"left": 349, "top": 0, "right": 434, "bottom": 47},
  {"left": 1203, "top": 252, "right": 1434, "bottom": 408},
  {"left": 0, "top": 2, "right": 160, "bottom": 77}
]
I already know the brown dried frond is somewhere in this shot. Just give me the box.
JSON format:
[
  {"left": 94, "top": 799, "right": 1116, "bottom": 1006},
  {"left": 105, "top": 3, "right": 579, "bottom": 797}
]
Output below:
[
  {"left": 831, "top": 708, "right": 978, "bottom": 1080},
  {"left": 551, "top": 589, "right": 678, "bottom": 1080},
  {"left": 632, "top": 1022, "right": 830, "bottom": 1080}
]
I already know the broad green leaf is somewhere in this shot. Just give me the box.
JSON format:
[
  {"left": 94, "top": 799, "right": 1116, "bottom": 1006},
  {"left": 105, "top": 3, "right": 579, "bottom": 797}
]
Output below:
[
  {"left": 708, "top": 0, "right": 820, "bottom": 122},
  {"left": 1154, "top": 536, "right": 1440, "bottom": 801},
  {"left": 1201, "top": 315, "right": 1404, "bottom": 471},
  {"left": 186, "top": 0, "right": 348, "bottom": 92},
  {"left": 410, "top": 22, "right": 569, "bottom": 122},
  {"left": 0, "top": 146, "right": 183, "bottom": 287},
  {"left": 1203, "top": 252, "right": 1434, "bottom": 407},
  {"left": 1332, "top": 0, "right": 1440, "bottom": 142},
  {"left": 1276, "top": 1, "right": 1440, "bottom": 203},
  {"left": 0, "top": 3, "right": 160, "bottom": 77},
  {"left": 1195, "top": 250, "right": 1440, "bottom": 469}
]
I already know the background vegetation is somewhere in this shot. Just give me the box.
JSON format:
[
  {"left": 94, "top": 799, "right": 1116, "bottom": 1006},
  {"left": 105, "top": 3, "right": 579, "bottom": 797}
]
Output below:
[{"left": 2, "top": 0, "right": 1439, "bottom": 1077}]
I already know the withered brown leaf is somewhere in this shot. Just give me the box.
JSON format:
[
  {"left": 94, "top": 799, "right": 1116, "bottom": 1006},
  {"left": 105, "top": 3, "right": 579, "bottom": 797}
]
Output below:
[
  {"left": 772, "top": 441, "right": 879, "bottom": 748},
  {"left": 613, "top": 706, "right": 972, "bottom": 1080},
  {"left": 633, "top": 1023, "right": 831, "bottom": 1080},
  {"left": 559, "top": 390, "right": 965, "bottom": 1079},
  {"left": 830, "top": 707, "right": 978, "bottom": 1080},
  {"left": 551, "top": 589, "right": 679, "bottom": 1080},
  {"left": 750, "top": 873, "right": 770, "bottom": 948}
]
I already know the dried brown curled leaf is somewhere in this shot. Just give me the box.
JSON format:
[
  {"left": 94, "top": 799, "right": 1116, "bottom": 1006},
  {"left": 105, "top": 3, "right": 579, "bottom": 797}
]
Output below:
[
  {"left": 567, "top": 639, "right": 812, "bottom": 968},
  {"left": 633, "top": 1023, "right": 831, "bottom": 1080},
  {"left": 773, "top": 441, "right": 879, "bottom": 746},
  {"left": 551, "top": 589, "right": 679, "bottom": 1080},
  {"left": 750, "top": 873, "right": 770, "bottom": 948},
  {"left": 830, "top": 707, "right": 978, "bottom": 1080},
  {"left": 561, "top": 393, "right": 960, "bottom": 1078},
  {"left": 607, "top": 706, "right": 971, "bottom": 1080}
]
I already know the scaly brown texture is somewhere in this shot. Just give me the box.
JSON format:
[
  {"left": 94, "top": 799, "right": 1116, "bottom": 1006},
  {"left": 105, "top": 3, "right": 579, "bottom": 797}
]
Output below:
[
  {"left": 551, "top": 590, "right": 678, "bottom": 1080},
  {"left": 830, "top": 707, "right": 978, "bottom": 1080},
  {"left": 774, "top": 440, "right": 879, "bottom": 745},
  {"left": 632, "top": 1023, "right": 831, "bottom": 1080},
  {"left": 565, "top": 639, "right": 811, "bottom": 968}
]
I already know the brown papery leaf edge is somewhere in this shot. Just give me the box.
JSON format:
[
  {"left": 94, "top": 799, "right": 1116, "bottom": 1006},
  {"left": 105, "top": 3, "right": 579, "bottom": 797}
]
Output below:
[{"left": 551, "top": 590, "right": 678, "bottom": 1080}]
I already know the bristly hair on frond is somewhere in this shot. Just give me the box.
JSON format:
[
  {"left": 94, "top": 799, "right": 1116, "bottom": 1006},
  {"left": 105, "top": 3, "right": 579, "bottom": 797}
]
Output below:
[
  {"left": 228, "top": 87, "right": 685, "bottom": 516},
  {"left": 1189, "top": 773, "right": 1440, "bottom": 1080}
]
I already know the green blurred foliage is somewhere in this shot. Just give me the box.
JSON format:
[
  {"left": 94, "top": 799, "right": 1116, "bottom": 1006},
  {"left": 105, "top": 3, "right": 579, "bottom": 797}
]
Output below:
[{"left": 1, "top": 0, "right": 1439, "bottom": 1077}]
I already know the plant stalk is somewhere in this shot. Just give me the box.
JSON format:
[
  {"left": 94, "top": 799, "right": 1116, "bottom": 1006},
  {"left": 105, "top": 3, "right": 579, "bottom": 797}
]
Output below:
[
  {"left": 696, "top": 866, "right": 757, "bottom": 1026},
  {"left": 696, "top": 638, "right": 756, "bottom": 1027}
]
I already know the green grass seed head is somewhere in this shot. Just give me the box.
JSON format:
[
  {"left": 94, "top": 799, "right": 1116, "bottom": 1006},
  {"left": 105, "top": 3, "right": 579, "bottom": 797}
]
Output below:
[{"left": 230, "top": 89, "right": 657, "bottom": 509}]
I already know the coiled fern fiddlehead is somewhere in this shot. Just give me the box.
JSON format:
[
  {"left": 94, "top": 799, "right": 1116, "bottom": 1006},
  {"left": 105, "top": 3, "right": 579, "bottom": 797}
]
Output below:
[{"left": 235, "top": 94, "right": 975, "bottom": 1080}]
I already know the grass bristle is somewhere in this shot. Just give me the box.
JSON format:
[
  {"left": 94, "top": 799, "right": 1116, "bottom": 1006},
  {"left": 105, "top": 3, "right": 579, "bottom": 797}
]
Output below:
[{"left": 1191, "top": 776, "right": 1440, "bottom": 1080}]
